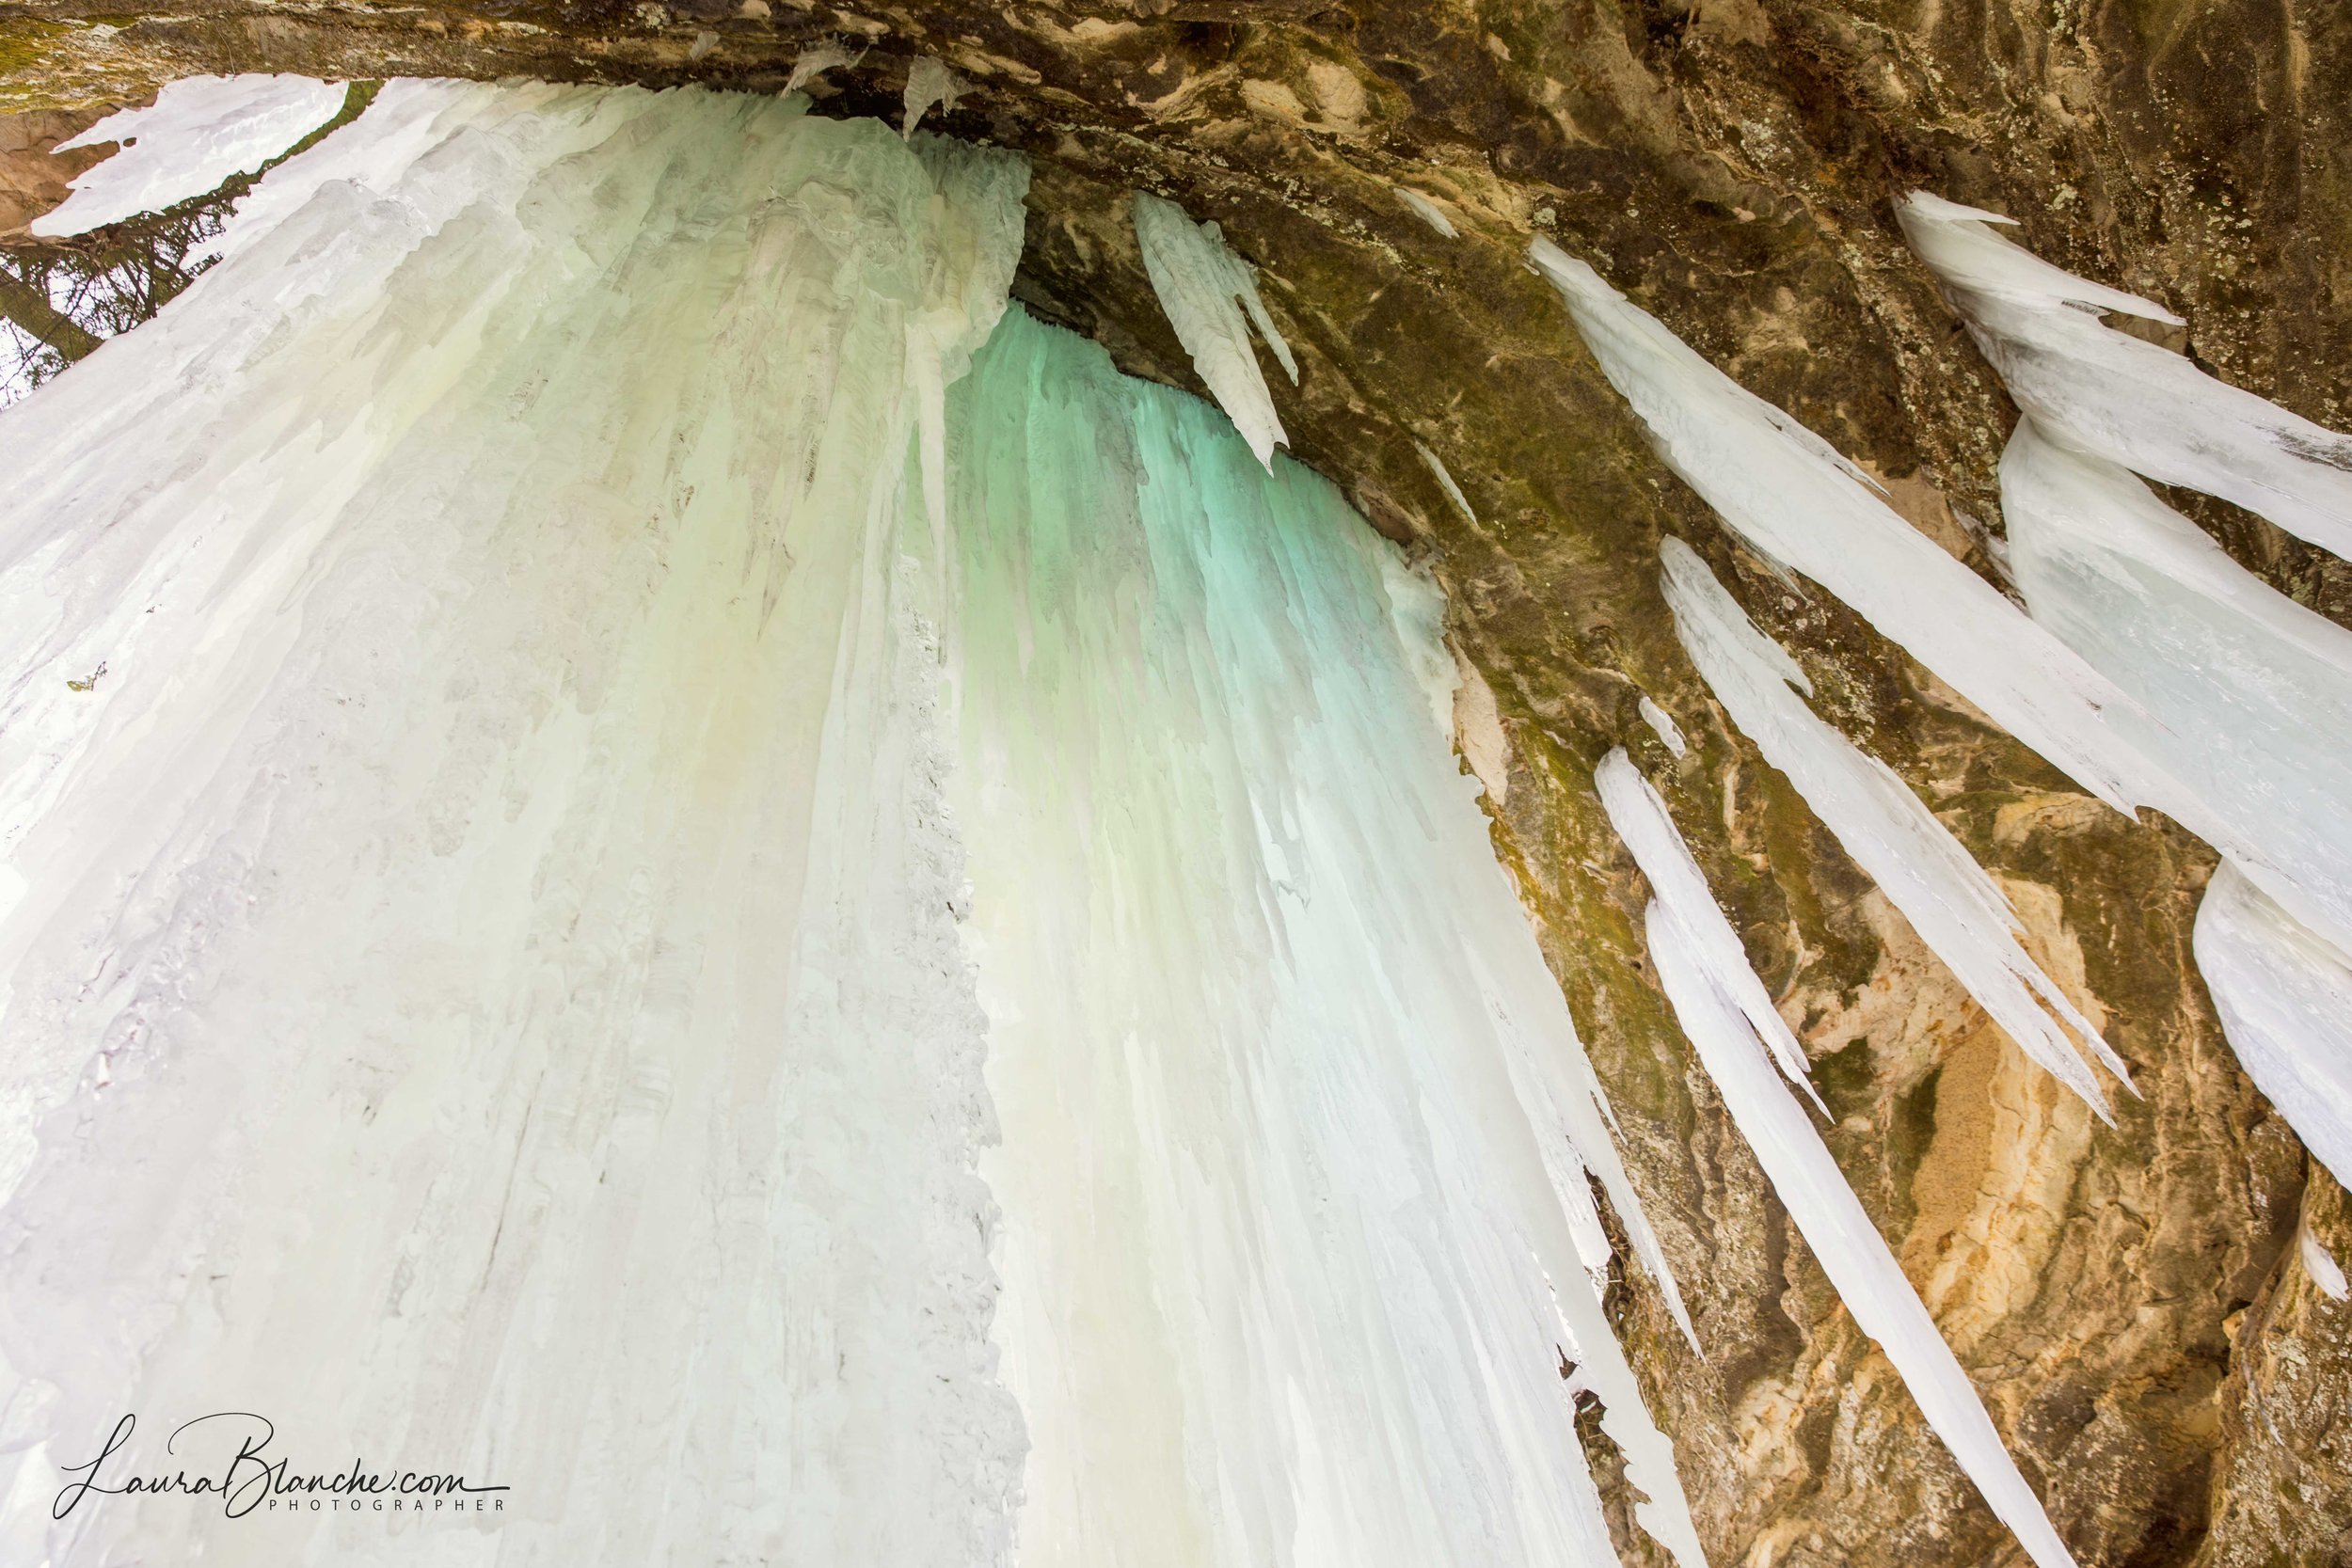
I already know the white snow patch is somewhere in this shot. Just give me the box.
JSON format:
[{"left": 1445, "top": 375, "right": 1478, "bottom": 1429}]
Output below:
[{"left": 35, "top": 74, "right": 346, "bottom": 236}]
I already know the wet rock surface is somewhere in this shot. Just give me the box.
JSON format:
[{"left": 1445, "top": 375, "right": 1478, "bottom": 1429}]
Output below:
[{"left": 3, "top": 3, "right": 2347, "bottom": 1562}]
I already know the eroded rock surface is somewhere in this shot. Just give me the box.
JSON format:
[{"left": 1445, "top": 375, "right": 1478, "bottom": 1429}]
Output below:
[
  {"left": 2, "top": 3, "right": 2346, "bottom": 1563},
  {"left": 0, "top": 105, "right": 104, "bottom": 235}
]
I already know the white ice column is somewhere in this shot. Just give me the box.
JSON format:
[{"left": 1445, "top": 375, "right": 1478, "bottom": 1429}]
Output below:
[
  {"left": 941, "top": 310, "right": 1708, "bottom": 1568},
  {"left": 0, "top": 83, "right": 1030, "bottom": 1568}
]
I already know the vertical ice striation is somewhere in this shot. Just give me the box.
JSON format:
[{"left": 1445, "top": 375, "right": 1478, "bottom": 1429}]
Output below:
[
  {"left": 0, "top": 82, "right": 1030, "bottom": 1566},
  {"left": 1133, "top": 191, "right": 1299, "bottom": 468},
  {"left": 942, "top": 310, "right": 1707, "bottom": 1568},
  {"left": 1596, "top": 750, "right": 2083, "bottom": 1568},
  {"left": 2002, "top": 420, "right": 2352, "bottom": 958},
  {"left": 33, "top": 74, "right": 347, "bottom": 236},
  {"left": 1899, "top": 193, "right": 2352, "bottom": 560},
  {"left": 1530, "top": 239, "right": 2158, "bottom": 816},
  {"left": 1659, "top": 538, "right": 2128, "bottom": 1114},
  {"left": 2192, "top": 864, "right": 2352, "bottom": 1189}
]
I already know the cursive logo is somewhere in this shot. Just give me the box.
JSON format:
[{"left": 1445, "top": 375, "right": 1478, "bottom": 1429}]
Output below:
[{"left": 55, "top": 1414, "right": 511, "bottom": 1521}]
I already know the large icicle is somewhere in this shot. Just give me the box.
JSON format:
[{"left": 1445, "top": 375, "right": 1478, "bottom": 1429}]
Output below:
[
  {"left": 786, "top": 40, "right": 861, "bottom": 94},
  {"left": 1416, "top": 439, "right": 1479, "bottom": 523},
  {"left": 1596, "top": 750, "right": 2083, "bottom": 1568},
  {"left": 33, "top": 74, "right": 347, "bottom": 236},
  {"left": 2192, "top": 864, "right": 2352, "bottom": 1188},
  {"left": 0, "top": 83, "right": 1030, "bottom": 1566},
  {"left": 1592, "top": 746, "right": 1826, "bottom": 1115},
  {"left": 2002, "top": 420, "right": 2352, "bottom": 957},
  {"left": 1395, "top": 184, "right": 1459, "bottom": 238},
  {"left": 1659, "top": 537, "right": 2128, "bottom": 1114},
  {"left": 942, "top": 310, "right": 1707, "bottom": 1568},
  {"left": 902, "top": 56, "right": 964, "bottom": 138},
  {"left": 1133, "top": 191, "right": 1299, "bottom": 468},
  {"left": 1899, "top": 192, "right": 2352, "bottom": 560},
  {"left": 2303, "top": 1223, "right": 2351, "bottom": 1303},
  {"left": 1531, "top": 240, "right": 2158, "bottom": 816}
]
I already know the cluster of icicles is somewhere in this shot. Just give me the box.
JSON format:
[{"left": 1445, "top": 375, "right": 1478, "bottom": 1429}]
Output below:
[
  {"left": 0, "top": 68, "right": 2346, "bottom": 1568},
  {"left": 1513, "top": 186, "right": 2352, "bottom": 1568}
]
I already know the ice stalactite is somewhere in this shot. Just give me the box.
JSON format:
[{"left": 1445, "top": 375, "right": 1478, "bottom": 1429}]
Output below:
[
  {"left": 1899, "top": 193, "right": 2352, "bottom": 560},
  {"left": 941, "top": 309, "right": 1707, "bottom": 1568},
  {"left": 1595, "top": 750, "right": 2084, "bottom": 1568},
  {"left": 2001, "top": 418, "right": 2352, "bottom": 1196},
  {"left": 1588, "top": 746, "right": 1820, "bottom": 1112},
  {"left": 33, "top": 74, "right": 348, "bottom": 236},
  {"left": 1395, "top": 185, "right": 1458, "bottom": 238},
  {"left": 1659, "top": 537, "right": 2128, "bottom": 1114},
  {"left": 2191, "top": 865, "right": 2352, "bottom": 1189},
  {"left": 2303, "top": 1222, "right": 2350, "bottom": 1303},
  {"left": 0, "top": 82, "right": 1030, "bottom": 1566},
  {"left": 1530, "top": 239, "right": 2159, "bottom": 817},
  {"left": 1133, "top": 191, "right": 1299, "bottom": 468},
  {"left": 787, "top": 40, "right": 860, "bottom": 95},
  {"left": 902, "top": 56, "right": 964, "bottom": 139},
  {"left": 1415, "top": 439, "right": 1478, "bottom": 523},
  {"left": 2001, "top": 421, "right": 2352, "bottom": 957},
  {"left": 1637, "top": 694, "right": 1688, "bottom": 758}
]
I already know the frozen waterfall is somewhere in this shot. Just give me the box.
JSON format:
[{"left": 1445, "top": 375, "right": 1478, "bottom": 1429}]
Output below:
[
  {"left": 0, "top": 77, "right": 1708, "bottom": 1568},
  {"left": 0, "top": 80, "right": 1032, "bottom": 1567},
  {"left": 941, "top": 308, "right": 1705, "bottom": 1568}
]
